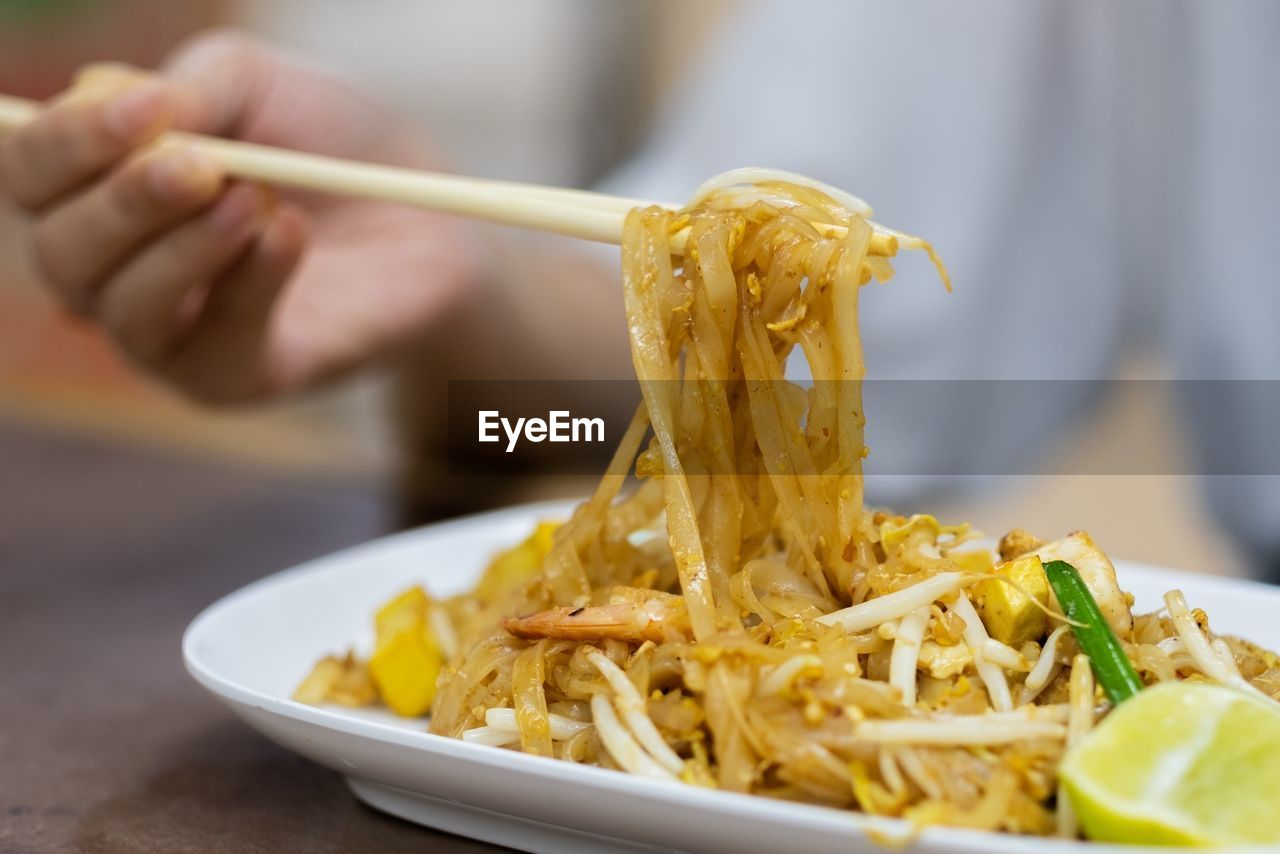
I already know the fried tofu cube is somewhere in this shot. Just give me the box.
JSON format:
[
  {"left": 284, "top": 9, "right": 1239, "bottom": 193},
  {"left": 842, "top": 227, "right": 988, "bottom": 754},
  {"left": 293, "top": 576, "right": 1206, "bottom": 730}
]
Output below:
[
  {"left": 369, "top": 585, "right": 444, "bottom": 716},
  {"left": 368, "top": 627, "right": 442, "bottom": 717},
  {"left": 374, "top": 585, "right": 430, "bottom": 646},
  {"left": 974, "top": 554, "right": 1049, "bottom": 647}
]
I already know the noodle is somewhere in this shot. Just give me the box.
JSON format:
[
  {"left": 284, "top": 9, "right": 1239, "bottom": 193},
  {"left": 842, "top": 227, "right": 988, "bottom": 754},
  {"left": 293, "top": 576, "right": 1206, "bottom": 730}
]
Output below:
[{"left": 301, "top": 173, "right": 1280, "bottom": 840}]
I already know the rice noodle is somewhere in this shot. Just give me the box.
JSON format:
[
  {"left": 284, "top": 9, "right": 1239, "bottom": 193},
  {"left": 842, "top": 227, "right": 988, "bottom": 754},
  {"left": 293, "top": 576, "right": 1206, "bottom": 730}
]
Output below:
[
  {"left": 687, "top": 167, "right": 874, "bottom": 217},
  {"left": 854, "top": 717, "right": 1067, "bottom": 745},
  {"left": 512, "top": 642, "right": 553, "bottom": 756}
]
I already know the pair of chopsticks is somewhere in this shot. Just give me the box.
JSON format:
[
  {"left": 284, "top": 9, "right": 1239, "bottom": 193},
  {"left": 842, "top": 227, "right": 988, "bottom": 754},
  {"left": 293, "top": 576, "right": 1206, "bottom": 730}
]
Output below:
[{"left": 0, "top": 92, "right": 856, "bottom": 254}]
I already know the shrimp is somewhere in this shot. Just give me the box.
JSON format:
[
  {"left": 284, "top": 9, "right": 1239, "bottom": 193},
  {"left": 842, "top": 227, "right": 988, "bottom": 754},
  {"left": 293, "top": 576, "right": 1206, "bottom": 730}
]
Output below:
[{"left": 504, "top": 587, "right": 691, "bottom": 644}]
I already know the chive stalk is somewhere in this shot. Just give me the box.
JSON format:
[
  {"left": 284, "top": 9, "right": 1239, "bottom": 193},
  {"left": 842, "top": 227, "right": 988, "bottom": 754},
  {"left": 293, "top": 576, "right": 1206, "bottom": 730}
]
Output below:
[{"left": 1043, "top": 560, "right": 1144, "bottom": 705}]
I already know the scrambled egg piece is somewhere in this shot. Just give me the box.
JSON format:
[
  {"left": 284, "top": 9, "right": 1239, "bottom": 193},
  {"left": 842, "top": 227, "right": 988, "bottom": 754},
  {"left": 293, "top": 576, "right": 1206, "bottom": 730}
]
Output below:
[
  {"left": 918, "top": 640, "right": 974, "bottom": 678},
  {"left": 949, "top": 549, "right": 995, "bottom": 574},
  {"left": 878, "top": 514, "right": 970, "bottom": 551},
  {"left": 473, "top": 521, "right": 560, "bottom": 602},
  {"left": 368, "top": 586, "right": 443, "bottom": 717}
]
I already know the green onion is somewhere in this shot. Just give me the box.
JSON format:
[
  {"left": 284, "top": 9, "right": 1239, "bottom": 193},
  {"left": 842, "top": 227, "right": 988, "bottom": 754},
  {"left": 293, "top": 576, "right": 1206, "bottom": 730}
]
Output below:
[{"left": 1043, "top": 560, "right": 1144, "bottom": 705}]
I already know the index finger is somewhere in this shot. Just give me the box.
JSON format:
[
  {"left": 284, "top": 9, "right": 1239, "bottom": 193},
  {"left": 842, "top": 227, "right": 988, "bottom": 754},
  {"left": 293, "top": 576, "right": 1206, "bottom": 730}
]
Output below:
[{"left": 0, "top": 75, "right": 175, "bottom": 211}]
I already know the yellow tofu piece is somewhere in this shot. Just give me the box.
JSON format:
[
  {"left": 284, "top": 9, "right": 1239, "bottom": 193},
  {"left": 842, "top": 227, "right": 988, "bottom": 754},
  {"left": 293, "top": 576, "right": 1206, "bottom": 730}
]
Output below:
[
  {"left": 368, "top": 585, "right": 445, "bottom": 716},
  {"left": 364, "top": 522, "right": 561, "bottom": 716},
  {"left": 473, "top": 520, "right": 560, "bottom": 601},
  {"left": 368, "top": 628, "right": 442, "bottom": 717},
  {"left": 974, "top": 554, "right": 1049, "bottom": 647},
  {"left": 374, "top": 585, "right": 430, "bottom": 647}
]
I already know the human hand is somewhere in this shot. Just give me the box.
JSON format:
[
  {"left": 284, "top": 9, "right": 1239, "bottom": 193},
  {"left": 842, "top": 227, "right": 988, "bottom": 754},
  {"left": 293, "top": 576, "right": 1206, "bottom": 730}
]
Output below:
[{"left": 0, "top": 29, "right": 481, "bottom": 403}]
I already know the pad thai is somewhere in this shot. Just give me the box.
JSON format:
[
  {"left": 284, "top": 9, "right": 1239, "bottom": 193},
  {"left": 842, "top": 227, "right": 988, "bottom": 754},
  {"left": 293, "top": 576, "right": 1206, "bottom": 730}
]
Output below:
[{"left": 296, "top": 173, "right": 1280, "bottom": 843}]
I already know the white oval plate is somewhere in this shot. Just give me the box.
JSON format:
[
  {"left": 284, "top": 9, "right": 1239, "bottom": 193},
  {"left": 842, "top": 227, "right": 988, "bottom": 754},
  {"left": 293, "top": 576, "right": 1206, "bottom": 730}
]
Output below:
[{"left": 184, "top": 499, "right": 1280, "bottom": 853}]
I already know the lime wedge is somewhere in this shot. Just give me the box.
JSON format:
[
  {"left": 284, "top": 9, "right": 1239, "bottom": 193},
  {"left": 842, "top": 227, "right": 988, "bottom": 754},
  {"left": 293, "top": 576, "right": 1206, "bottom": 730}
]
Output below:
[{"left": 1059, "top": 681, "right": 1280, "bottom": 846}]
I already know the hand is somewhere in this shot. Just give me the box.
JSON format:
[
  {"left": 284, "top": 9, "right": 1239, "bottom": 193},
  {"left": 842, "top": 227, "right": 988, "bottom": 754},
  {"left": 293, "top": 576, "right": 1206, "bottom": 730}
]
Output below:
[{"left": 0, "top": 29, "right": 481, "bottom": 403}]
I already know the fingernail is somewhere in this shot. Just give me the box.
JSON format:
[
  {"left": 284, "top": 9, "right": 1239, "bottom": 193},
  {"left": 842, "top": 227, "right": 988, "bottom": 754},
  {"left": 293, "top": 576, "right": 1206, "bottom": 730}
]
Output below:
[
  {"left": 103, "top": 84, "right": 168, "bottom": 141},
  {"left": 208, "top": 184, "right": 264, "bottom": 233},
  {"left": 146, "top": 148, "right": 220, "bottom": 204}
]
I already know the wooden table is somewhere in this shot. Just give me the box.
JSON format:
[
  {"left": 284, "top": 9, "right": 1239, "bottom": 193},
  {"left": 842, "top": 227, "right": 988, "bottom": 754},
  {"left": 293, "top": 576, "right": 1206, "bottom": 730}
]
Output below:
[{"left": 0, "top": 420, "right": 495, "bottom": 852}]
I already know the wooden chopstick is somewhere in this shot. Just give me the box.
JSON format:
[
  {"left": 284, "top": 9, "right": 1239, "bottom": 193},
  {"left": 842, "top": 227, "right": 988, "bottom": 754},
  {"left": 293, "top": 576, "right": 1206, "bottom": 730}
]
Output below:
[
  {"left": 0, "top": 93, "right": 652, "bottom": 244},
  {"left": 0, "top": 92, "right": 873, "bottom": 256}
]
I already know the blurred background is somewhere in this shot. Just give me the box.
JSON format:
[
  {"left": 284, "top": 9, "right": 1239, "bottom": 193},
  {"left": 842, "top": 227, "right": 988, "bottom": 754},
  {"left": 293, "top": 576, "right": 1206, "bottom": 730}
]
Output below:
[{"left": 0, "top": 0, "right": 1246, "bottom": 576}]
